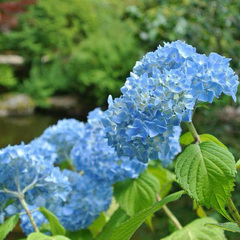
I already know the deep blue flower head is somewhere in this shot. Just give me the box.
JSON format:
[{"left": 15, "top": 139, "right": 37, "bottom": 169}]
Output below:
[
  {"left": 20, "top": 207, "right": 48, "bottom": 236},
  {"left": 71, "top": 108, "right": 147, "bottom": 183},
  {"left": 0, "top": 143, "right": 71, "bottom": 219},
  {"left": 49, "top": 170, "right": 112, "bottom": 231},
  {"left": 32, "top": 119, "right": 85, "bottom": 164},
  {"left": 103, "top": 40, "right": 239, "bottom": 163}
]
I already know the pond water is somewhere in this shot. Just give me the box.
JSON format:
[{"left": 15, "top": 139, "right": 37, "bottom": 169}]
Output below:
[{"left": 0, "top": 113, "right": 82, "bottom": 148}]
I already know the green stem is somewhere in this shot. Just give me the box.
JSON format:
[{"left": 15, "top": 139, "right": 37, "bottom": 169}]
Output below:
[
  {"left": 18, "top": 195, "right": 39, "bottom": 232},
  {"left": 157, "top": 195, "right": 182, "bottom": 229},
  {"left": 228, "top": 198, "right": 240, "bottom": 228},
  {"left": 185, "top": 122, "right": 201, "bottom": 143}
]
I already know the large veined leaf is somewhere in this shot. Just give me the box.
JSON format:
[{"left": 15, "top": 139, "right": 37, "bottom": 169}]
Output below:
[
  {"left": 147, "top": 165, "right": 175, "bottom": 198},
  {"left": 161, "top": 217, "right": 226, "bottom": 240},
  {"left": 39, "top": 207, "right": 66, "bottom": 236},
  {"left": 96, "top": 208, "right": 128, "bottom": 240},
  {"left": 175, "top": 141, "right": 236, "bottom": 220},
  {"left": 114, "top": 171, "right": 159, "bottom": 216},
  {"left": 0, "top": 214, "right": 19, "bottom": 240},
  {"left": 110, "top": 191, "right": 184, "bottom": 240},
  {"left": 180, "top": 132, "right": 227, "bottom": 149}
]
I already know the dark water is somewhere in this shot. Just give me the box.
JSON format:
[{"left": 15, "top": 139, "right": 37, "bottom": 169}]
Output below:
[{"left": 0, "top": 113, "right": 69, "bottom": 148}]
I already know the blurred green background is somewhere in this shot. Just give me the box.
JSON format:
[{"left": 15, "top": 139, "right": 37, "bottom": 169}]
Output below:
[{"left": 0, "top": 0, "right": 240, "bottom": 239}]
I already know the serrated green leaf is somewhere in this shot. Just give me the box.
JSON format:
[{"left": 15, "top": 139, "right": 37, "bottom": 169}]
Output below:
[
  {"left": 39, "top": 207, "right": 66, "bottom": 236},
  {"left": 175, "top": 141, "right": 236, "bottom": 221},
  {"left": 161, "top": 217, "right": 226, "bottom": 240},
  {"left": 110, "top": 191, "right": 184, "bottom": 240},
  {"left": 180, "top": 132, "right": 227, "bottom": 149},
  {"left": 114, "top": 171, "right": 159, "bottom": 216},
  {"left": 205, "top": 222, "right": 240, "bottom": 233},
  {"left": 67, "top": 229, "right": 93, "bottom": 240},
  {"left": 0, "top": 214, "right": 19, "bottom": 240},
  {"left": 96, "top": 208, "right": 128, "bottom": 240},
  {"left": 147, "top": 165, "right": 175, "bottom": 198},
  {"left": 180, "top": 132, "right": 194, "bottom": 146}
]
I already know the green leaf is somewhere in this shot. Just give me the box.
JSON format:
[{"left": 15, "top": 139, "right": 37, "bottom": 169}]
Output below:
[
  {"left": 180, "top": 132, "right": 227, "bottom": 149},
  {"left": 27, "top": 232, "right": 53, "bottom": 240},
  {"left": 175, "top": 141, "right": 236, "bottom": 221},
  {"left": 88, "top": 213, "right": 106, "bottom": 237},
  {"left": 39, "top": 207, "right": 66, "bottom": 236},
  {"left": 161, "top": 217, "right": 226, "bottom": 240},
  {"left": 114, "top": 171, "right": 159, "bottom": 216},
  {"left": 27, "top": 233, "right": 70, "bottom": 240},
  {"left": 147, "top": 165, "right": 175, "bottom": 197},
  {"left": 67, "top": 229, "right": 93, "bottom": 240},
  {"left": 200, "top": 134, "right": 228, "bottom": 150},
  {"left": 205, "top": 222, "right": 240, "bottom": 233},
  {"left": 180, "top": 132, "right": 194, "bottom": 146},
  {"left": 110, "top": 191, "right": 184, "bottom": 240},
  {"left": 0, "top": 214, "right": 19, "bottom": 240},
  {"left": 96, "top": 208, "right": 128, "bottom": 240}
]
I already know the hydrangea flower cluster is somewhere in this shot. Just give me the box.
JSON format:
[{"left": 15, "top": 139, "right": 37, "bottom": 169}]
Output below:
[
  {"left": 71, "top": 108, "right": 147, "bottom": 183},
  {"left": 103, "top": 40, "right": 239, "bottom": 163},
  {"left": 0, "top": 143, "right": 71, "bottom": 221},
  {"left": 50, "top": 170, "right": 112, "bottom": 231},
  {"left": 32, "top": 119, "right": 85, "bottom": 164},
  {"left": 2, "top": 114, "right": 146, "bottom": 235}
]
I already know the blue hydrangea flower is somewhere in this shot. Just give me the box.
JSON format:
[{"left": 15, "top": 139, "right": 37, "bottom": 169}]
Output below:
[
  {"left": 20, "top": 207, "right": 48, "bottom": 236},
  {"left": 71, "top": 108, "right": 147, "bottom": 183},
  {"left": 0, "top": 143, "right": 71, "bottom": 220},
  {"left": 49, "top": 170, "right": 112, "bottom": 231},
  {"left": 103, "top": 40, "right": 239, "bottom": 163},
  {"left": 31, "top": 119, "right": 85, "bottom": 164}
]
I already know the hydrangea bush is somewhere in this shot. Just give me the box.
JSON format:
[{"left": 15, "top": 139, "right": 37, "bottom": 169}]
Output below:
[{"left": 0, "top": 40, "right": 240, "bottom": 240}]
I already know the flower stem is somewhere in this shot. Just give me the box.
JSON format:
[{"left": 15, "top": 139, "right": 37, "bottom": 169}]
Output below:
[
  {"left": 18, "top": 195, "right": 39, "bottom": 232},
  {"left": 185, "top": 122, "right": 201, "bottom": 143},
  {"left": 157, "top": 195, "right": 182, "bottom": 229},
  {"left": 228, "top": 198, "right": 240, "bottom": 228}
]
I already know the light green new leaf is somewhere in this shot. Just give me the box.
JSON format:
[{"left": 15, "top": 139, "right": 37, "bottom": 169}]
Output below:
[
  {"left": 175, "top": 141, "right": 236, "bottom": 221},
  {"left": 110, "top": 191, "right": 184, "bottom": 240},
  {"left": 180, "top": 132, "right": 194, "bottom": 146},
  {"left": 27, "top": 233, "right": 70, "bottom": 240},
  {"left": 88, "top": 212, "right": 106, "bottom": 237},
  {"left": 161, "top": 217, "right": 226, "bottom": 240},
  {"left": 96, "top": 208, "right": 128, "bottom": 240},
  {"left": 27, "top": 232, "right": 53, "bottom": 240},
  {"left": 0, "top": 214, "right": 19, "bottom": 240},
  {"left": 206, "top": 222, "right": 240, "bottom": 233},
  {"left": 39, "top": 207, "right": 66, "bottom": 236},
  {"left": 147, "top": 165, "right": 175, "bottom": 198},
  {"left": 114, "top": 171, "right": 159, "bottom": 216},
  {"left": 180, "top": 132, "right": 227, "bottom": 149}
]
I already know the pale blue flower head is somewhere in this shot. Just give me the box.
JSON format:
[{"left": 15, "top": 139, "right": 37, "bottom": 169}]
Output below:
[
  {"left": 0, "top": 143, "right": 71, "bottom": 219},
  {"left": 32, "top": 119, "right": 85, "bottom": 164},
  {"left": 50, "top": 170, "right": 112, "bottom": 231},
  {"left": 71, "top": 108, "right": 147, "bottom": 183},
  {"left": 103, "top": 40, "right": 239, "bottom": 163}
]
